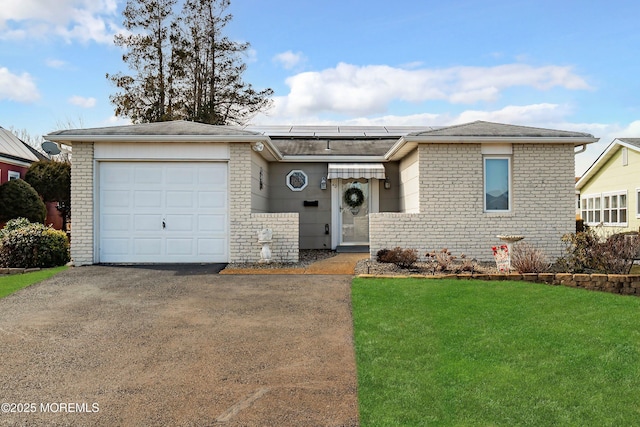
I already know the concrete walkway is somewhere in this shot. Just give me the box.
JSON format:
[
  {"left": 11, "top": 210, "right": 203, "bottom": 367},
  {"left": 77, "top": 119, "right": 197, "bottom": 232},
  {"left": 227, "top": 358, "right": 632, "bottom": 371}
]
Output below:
[{"left": 220, "top": 253, "right": 368, "bottom": 275}]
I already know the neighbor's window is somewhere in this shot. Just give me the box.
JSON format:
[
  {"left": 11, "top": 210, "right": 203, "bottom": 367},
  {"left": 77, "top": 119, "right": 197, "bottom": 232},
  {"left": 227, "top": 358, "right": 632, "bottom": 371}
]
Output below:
[
  {"left": 603, "top": 191, "right": 627, "bottom": 226},
  {"left": 637, "top": 188, "right": 640, "bottom": 218},
  {"left": 581, "top": 194, "right": 601, "bottom": 225},
  {"left": 484, "top": 157, "right": 511, "bottom": 212},
  {"left": 7, "top": 171, "right": 20, "bottom": 180}
]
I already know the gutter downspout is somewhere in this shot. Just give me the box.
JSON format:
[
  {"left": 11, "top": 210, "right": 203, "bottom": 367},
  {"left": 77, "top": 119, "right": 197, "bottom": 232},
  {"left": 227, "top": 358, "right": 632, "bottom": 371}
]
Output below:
[{"left": 574, "top": 144, "right": 587, "bottom": 154}]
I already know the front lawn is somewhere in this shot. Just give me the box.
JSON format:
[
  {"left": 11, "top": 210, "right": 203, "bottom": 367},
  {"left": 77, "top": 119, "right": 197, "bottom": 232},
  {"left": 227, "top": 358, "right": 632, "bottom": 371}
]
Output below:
[
  {"left": 0, "top": 266, "right": 67, "bottom": 299},
  {"left": 352, "top": 278, "right": 640, "bottom": 426}
]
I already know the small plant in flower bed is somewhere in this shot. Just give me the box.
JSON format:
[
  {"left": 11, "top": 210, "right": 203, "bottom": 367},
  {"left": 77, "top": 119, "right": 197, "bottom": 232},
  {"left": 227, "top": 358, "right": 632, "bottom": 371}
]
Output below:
[
  {"left": 426, "top": 249, "right": 477, "bottom": 274},
  {"left": 0, "top": 218, "right": 70, "bottom": 268},
  {"left": 376, "top": 247, "right": 418, "bottom": 269},
  {"left": 510, "top": 242, "right": 550, "bottom": 273}
]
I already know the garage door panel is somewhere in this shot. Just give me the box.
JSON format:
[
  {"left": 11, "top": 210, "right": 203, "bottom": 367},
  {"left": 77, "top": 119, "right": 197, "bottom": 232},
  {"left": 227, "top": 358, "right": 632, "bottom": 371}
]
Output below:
[
  {"left": 198, "top": 214, "right": 226, "bottom": 232},
  {"left": 165, "top": 214, "right": 194, "bottom": 231},
  {"left": 134, "top": 191, "right": 162, "bottom": 208},
  {"left": 198, "top": 191, "right": 226, "bottom": 208},
  {"left": 166, "top": 191, "right": 193, "bottom": 208},
  {"left": 134, "top": 214, "right": 162, "bottom": 231},
  {"left": 166, "top": 238, "right": 194, "bottom": 255},
  {"left": 135, "top": 166, "right": 163, "bottom": 185},
  {"left": 102, "top": 190, "right": 130, "bottom": 208},
  {"left": 102, "top": 166, "right": 131, "bottom": 185},
  {"left": 101, "top": 238, "right": 130, "bottom": 256},
  {"left": 134, "top": 239, "right": 163, "bottom": 255},
  {"left": 199, "top": 166, "right": 227, "bottom": 184},
  {"left": 99, "top": 161, "right": 228, "bottom": 263},
  {"left": 166, "top": 167, "right": 195, "bottom": 184},
  {"left": 198, "top": 239, "right": 226, "bottom": 256},
  {"left": 103, "top": 214, "right": 130, "bottom": 231}
]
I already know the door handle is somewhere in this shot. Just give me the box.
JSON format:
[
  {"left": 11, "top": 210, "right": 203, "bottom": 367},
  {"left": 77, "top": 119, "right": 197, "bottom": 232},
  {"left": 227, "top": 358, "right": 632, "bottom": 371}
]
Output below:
[{"left": 162, "top": 220, "right": 166, "bottom": 229}]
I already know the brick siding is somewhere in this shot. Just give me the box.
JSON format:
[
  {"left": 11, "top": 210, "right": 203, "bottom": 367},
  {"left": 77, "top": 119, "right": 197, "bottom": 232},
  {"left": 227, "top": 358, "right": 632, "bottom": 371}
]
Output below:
[
  {"left": 370, "top": 143, "right": 575, "bottom": 262},
  {"left": 69, "top": 143, "right": 94, "bottom": 266}
]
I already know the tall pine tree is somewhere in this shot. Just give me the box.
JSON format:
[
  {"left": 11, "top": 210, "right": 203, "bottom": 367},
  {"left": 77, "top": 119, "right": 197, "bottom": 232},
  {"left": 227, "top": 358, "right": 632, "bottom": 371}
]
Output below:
[{"left": 107, "top": 0, "right": 272, "bottom": 125}]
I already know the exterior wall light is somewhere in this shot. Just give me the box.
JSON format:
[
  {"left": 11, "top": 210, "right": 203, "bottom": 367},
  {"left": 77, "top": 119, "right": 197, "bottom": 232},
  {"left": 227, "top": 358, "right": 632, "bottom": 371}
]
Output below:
[
  {"left": 252, "top": 141, "right": 264, "bottom": 152},
  {"left": 320, "top": 176, "right": 327, "bottom": 190},
  {"left": 384, "top": 177, "right": 391, "bottom": 189}
]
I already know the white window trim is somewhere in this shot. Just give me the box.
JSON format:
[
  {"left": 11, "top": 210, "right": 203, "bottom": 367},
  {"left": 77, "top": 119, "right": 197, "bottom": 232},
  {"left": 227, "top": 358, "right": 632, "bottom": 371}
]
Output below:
[
  {"left": 636, "top": 188, "right": 640, "bottom": 219},
  {"left": 483, "top": 156, "right": 512, "bottom": 213},
  {"left": 601, "top": 190, "right": 628, "bottom": 227},
  {"left": 580, "top": 193, "right": 601, "bottom": 225},
  {"left": 8, "top": 170, "right": 20, "bottom": 180}
]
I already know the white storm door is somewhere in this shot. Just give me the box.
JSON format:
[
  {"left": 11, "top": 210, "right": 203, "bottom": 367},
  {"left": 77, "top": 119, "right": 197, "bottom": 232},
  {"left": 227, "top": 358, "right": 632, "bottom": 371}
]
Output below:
[{"left": 99, "top": 162, "right": 228, "bottom": 263}]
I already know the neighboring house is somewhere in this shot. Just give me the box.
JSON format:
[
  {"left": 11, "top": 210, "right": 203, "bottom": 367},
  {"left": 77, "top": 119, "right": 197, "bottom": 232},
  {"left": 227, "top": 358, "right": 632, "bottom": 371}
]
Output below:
[
  {"left": 0, "top": 126, "right": 44, "bottom": 183},
  {"left": 576, "top": 138, "right": 640, "bottom": 233},
  {"left": 45, "top": 120, "right": 597, "bottom": 266},
  {"left": 0, "top": 126, "right": 65, "bottom": 229}
]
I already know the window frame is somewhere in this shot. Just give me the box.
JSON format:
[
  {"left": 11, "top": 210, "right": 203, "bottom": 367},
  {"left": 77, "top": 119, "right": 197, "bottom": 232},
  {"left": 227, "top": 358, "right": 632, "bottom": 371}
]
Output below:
[
  {"left": 637, "top": 188, "right": 640, "bottom": 219},
  {"left": 483, "top": 156, "right": 512, "bottom": 213},
  {"left": 580, "top": 193, "right": 601, "bottom": 225},
  {"left": 602, "top": 191, "right": 627, "bottom": 226},
  {"left": 7, "top": 170, "right": 20, "bottom": 181}
]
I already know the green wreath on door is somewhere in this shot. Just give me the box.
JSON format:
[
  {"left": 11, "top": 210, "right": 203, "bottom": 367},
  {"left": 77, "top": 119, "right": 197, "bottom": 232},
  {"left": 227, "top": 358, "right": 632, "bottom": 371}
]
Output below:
[{"left": 343, "top": 186, "right": 365, "bottom": 209}]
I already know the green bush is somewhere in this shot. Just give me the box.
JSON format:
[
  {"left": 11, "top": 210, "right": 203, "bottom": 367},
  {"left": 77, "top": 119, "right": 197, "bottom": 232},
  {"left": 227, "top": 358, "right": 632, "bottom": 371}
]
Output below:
[
  {"left": 0, "top": 179, "right": 46, "bottom": 224},
  {"left": 0, "top": 218, "right": 70, "bottom": 268}
]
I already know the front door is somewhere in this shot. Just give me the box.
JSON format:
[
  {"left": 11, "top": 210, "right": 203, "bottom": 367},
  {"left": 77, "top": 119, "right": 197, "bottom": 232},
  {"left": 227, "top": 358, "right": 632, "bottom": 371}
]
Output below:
[{"left": 340, "top": 179, "right": 369, "bottom": 245}]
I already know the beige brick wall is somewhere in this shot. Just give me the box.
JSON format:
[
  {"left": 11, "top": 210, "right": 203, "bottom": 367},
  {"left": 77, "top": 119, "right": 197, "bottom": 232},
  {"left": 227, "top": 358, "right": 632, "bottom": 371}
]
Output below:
[
  {"left": 370, "top": 143, "right": 575, "bottom": 262},
  {"left": 70, "top": 142, "right": 94, "bottom": 266},
  {"left": 229, "top": 143, "right": 299, "bottom": 263}
]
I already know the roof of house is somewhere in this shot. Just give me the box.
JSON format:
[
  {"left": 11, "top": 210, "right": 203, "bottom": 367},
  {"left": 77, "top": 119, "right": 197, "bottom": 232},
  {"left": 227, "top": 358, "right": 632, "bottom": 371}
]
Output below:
[
  {"left": 0, "top": 126, "right": 42, "bottom": 163},
  {"left": 409, "top": 121, "right": 594, "bottom": 138},
  {"left": 47, "top": 120, "right": 261, "bottom": 138},
  {"left": 576, "top": 138, "right": 640, "bottom": 190},
  {"left": 617, "top": 138, "right": 640, "bottom": 149},
  {"left": 45, "top": 120, "right": 598, "bottom": 162}
]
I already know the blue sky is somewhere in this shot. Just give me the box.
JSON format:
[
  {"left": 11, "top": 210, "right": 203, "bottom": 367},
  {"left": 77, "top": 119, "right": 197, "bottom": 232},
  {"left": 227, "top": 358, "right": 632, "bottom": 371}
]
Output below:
[{"left": 1, "top": 0, "right": 639, "bottom": 175}]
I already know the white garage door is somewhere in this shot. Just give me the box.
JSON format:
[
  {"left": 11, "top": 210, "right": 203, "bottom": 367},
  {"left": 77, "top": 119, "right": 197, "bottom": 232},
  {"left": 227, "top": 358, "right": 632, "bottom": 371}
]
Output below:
[{"left": 99, "top": 162, "right": 228, "bottom": 263}]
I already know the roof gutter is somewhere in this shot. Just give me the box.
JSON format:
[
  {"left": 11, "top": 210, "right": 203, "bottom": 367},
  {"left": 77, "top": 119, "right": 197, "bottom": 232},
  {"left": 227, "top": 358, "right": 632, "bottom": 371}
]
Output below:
[{"left": 44, "top": 134, "right": 272, "bottom": 144}]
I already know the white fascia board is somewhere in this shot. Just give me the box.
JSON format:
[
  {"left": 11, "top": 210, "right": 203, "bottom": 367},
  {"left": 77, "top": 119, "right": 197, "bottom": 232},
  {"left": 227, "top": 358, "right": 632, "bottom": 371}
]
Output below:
[
  {"left": 280, "top": 155, "right": 387, "bottom": 163},
  {"left": 45, "top": 134, "right": 283, "bottom": 161},
  {"left": 45, "top": 134, "right": 272, "bottom": 143},
  {"left": 402, "top": 135, "right": 599, "bottom": 145},
  {"left": 576, "top": 139, "right": 622, "bottom": 190},
  {"left": 0, "top": 156, "right": 32, "bottom": 168}
]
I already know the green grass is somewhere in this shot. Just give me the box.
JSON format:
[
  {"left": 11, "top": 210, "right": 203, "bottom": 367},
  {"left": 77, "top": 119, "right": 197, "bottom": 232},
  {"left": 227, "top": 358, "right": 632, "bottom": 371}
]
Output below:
[
  {"left": 0, "top": 266, "right": 67, "bottom": 299},
  {"left": 352, "top": 278, "right": 640, "bottom": 426}
]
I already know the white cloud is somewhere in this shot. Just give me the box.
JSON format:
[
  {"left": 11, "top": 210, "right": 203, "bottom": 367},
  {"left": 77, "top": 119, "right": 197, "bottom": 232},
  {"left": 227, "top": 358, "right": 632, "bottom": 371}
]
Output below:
[
  {"left": 0, "top": 0, "right": 119, "bottom": 43},
  {"left": 68, "top": 95, "right": 96, "bottom": 108},
  {"left": 273, "top": 62, "right": 591, "bottom": 117},
  {"left": 273, "top": 50, "right": 306, "bottom": 70},
  {"left": 0, "top": 67, "right": 40, "bottom": 102},
  {"left": 46, "top": 58, "right": 67, "bottom": 69}
]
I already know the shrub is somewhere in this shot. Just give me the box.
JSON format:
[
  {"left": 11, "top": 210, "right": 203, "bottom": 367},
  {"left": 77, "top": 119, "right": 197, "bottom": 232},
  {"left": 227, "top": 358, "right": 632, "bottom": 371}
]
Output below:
[
  {"left": 557, "top": 229, "right": 640, "bottom": 274},
  {"left": 377, "top": 247, "right": 418, "bottom": 269},
  {"left": 376, "top": 248, "right": 390, "bottom": 263},
  {"left": 0, "top": 218, "right": 70, "bottom": 268},
  {"left": 0, "top": 179, "right": 46, "bottom": 224},
  {"left": 426, "top": 249, "right": 457, "bottom": 272},
  {"left": 511, "top": 242, "right": 550, "bottom": 273}
]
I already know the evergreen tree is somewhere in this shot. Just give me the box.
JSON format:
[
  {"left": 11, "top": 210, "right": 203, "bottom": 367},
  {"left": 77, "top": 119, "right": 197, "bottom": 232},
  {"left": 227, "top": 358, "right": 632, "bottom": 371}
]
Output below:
[{"left": 107, "top": 0, "right": 272, "bottom": 125}]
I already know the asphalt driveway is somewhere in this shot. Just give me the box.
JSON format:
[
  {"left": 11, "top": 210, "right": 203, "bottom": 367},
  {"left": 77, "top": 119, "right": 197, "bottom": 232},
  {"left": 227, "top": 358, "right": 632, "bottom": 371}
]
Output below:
[{"left": 0, "top": 266, "right": 358, "bottom": 426}]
